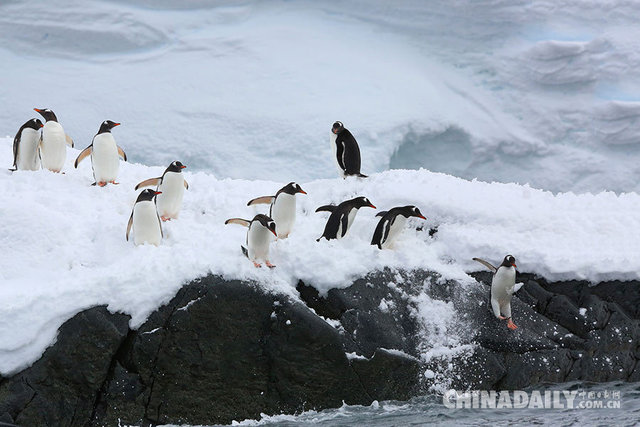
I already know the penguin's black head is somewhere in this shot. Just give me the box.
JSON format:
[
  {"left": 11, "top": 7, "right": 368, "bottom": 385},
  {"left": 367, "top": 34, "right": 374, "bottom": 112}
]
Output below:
[
  {"left": 352, "top": 196, "right": 376, "bottom": 209},
  {"left": 332, "top": 121, "right": 344, "bottom": 135},
  {"left": 281, "top": 182, "right": 307, "bottom": 195},
  {"left": 98, "top": 120, "right": 121, "bottom": 134},
  {"left": 401, "top": 205, "right": 426, "bottom": 219},
  {"left": 168, "top": 161, "right": 187, "bottom": 172},
  {"left": 25, "top": 118, "right": 44, "bottom": 130},
  {"left": 254, "top": 214, "right": 277, "bottom": 237},
  {"left": 34, "top": 108, "right": 58, "bottom": 122},
  {"left": 137, "top": 188, "right": 162, "bottom": 202},
  {"left": 501, "top": 255, "right": 517, "bottom": 268}
]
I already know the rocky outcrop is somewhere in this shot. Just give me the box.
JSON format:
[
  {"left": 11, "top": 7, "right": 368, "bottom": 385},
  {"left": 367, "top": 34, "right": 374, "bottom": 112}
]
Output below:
[{"left": 0, "top": 270, "right": 638, "bottom": 426}]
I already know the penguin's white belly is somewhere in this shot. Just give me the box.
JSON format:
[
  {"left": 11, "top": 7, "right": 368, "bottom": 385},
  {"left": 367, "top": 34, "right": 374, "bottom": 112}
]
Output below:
[
  {"left": 381, "top": 216, "right": 407, "bottom": 249},
  {"left": 247, "top": 224, "right": 272, "bottom": 261},
  {"left": 16, "top": 128, "right": 41, "bottom": 171},
  {"left": 491, "top": 267, "right": 516, "bottom": 305},
  {"left": 330, "top": 133, "right": 344, "bottom": 177},
  {"left": 156, "top": 172, "right": 185, "bottom": 218},
  {"left": 40, "top": 122, "right": 66, "bottom": 171},
  {"left": 91, "top": 134, "right": 120, "bottom": 182},
  {"left": 271, "top": 194, "right": 296, "bottom": 238},
  {"left": 133, "top": 201, "right": 162, "bottom": 246}
]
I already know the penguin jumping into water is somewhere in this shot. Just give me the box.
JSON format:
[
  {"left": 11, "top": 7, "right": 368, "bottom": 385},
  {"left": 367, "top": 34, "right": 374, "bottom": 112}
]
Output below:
[
  {"left": 247, "top": 182, "right": 307, "bottom": 238},
  {"left": 316, "top": 196, "right": 375, "bottom": 241},
  {"left": 330, "top": 121, "right": 367, "bottom": 178},
  {"left": 34, "top": 108, "right": 73, "bottom": 172},
  {"left": 472, "top": 255, "right": 522, "bottom": 330},
  {"left": 371, "top": 205, "right": 426, "bottom": 249},
  {"left": 135, "top": 161, "right": 189, "bottom": 221},
  {"left": 74, "top": 120, "right": 127, "bottom": 186},
  {"left": 225, "top": 214, "right": 278, "bottom": 268},
  {"left": 10, "top": 118, "right": 43, "bottom": 171},
  {"left": 126, "top": 189, "right": 163, "bottom": 246}
]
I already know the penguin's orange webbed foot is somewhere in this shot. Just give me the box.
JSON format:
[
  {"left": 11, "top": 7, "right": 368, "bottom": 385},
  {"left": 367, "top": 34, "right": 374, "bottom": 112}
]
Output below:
[
  {"left": 109, "top": 180, "right": 119, "bottom": 185},
  {"left": 98, "top": 181, "right": 107, "bottom": 187},
  {"left": 266, "top": 261, "right": 276, "bottom": 268},
  {"left": 161, "top": 216, "right": 170, "bottom": 221},
  {"left": 253, "top": 262, "right": 262, "bottom": 268},
  {"left": 507, "top": 319, "right": 518, "bottom": 330}
]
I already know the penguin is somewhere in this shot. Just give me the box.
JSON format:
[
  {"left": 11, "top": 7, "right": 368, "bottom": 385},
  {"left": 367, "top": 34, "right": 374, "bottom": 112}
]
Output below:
[
  {"left": 330, "top": 121, "right": 367, "bottom": 178},
  {"left": 225, "top": 214, "right": 278, "bottom": 268},
  {"left": 472, "top": 255, "right": 522, "bottom": 330},
  {"left": 10, "top": 118, "right": 43, "bottom": 171},
  {"left": 126, "top": 189, "right": 163, "bottom": 246},
  {"left": 134, "top": 161, "right": 189, "bottom": 221},
  {"left": 74, "top": 120, "right": 127, "bottom": 186},
  {"left": 34, "top": 108, "right": 73, "bottom": 172},
  {"left": 247, "top": 182, "right": 307, "bottom": 238},
  {"left": 371, "top": 205, "right": 426, "bottom": 249},
  {"left": 316, "top": 196, "right": 375, "bottom": 241}
]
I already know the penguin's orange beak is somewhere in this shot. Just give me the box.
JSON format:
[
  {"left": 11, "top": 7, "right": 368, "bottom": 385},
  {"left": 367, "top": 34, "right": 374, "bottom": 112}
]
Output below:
[
  {"left": 181, "top": 165, "right": 186, "bottom": 169},
  {"left": 270, "top": 229, "right": 277, "bottom": 237},
  {"left": 418, "top": 215, "right": 426, "bottom": 219},
  {"left": 154, "top": 191, "right": 162, "bottom": 195},
  {"left": 298, "top": 189, "right": 307, "bottom": 194},
  {"left": 512, "top": 263, "right": 517, "bottom": 268},
  {"left": 113, "top": 123, "right": 121, "bottom": 127},
  {"left": 369, "top": 204, "right": 376, "bottom": 209},
  {"left": 34, "top": 108, "right": 41, "bottom": 112},
  {"left": 39, "top": 123, "right": 44, "bottom": 128}
]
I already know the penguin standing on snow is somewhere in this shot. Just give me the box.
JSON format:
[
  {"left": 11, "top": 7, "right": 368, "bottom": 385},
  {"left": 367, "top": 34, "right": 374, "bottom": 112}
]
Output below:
[
  {"left": 225, "top": 214, "right": 278, "bottom": 268},
  {"left": 330, "top": 121, "right": 367, "bottom": 178},
  {"left": 472, "top": 255, "right": 522, "bottom": 330},
  {"left": 10, "top": 118, "right": 43, "bottom": 171},
  {"left": 247, "top": 182, "right": 307, "bottom": 238},
  {"left": 316, "top": 196, "right": 376, "bottom": 241},
  {"left": 74, "top": 120, "right": 127, "bottom": 186},
  {"left": 371, "top": 205, "right": 426, "bottom": 249},
  {"left": 135, "top": 161, "right": 189, "bottom": 221},
  {"left": 126, "top": 189, "right": 163, "bottom": 246},
  {"left": 34, "top": 108, "right": 73, "bottom": 172}
]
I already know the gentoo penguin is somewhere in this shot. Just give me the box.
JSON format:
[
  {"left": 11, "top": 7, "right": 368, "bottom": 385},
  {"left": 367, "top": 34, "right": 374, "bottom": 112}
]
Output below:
[
  {"left": 34, "top": 108, "right": 73, "bottom": 172},
  {"left": 74, "top": 120, "right": 127, "bottom": 186},
  {"left": 10, "top": 118, "right": 43, "bottom": 171},
  {"left": 330, "top": 121, "right": 367, "bottom": 178},
  {"left": 126, "top": 189, "right": 163, "bottom": 246},
  {"left": 371, "top": 205, "right": 426, "bottom": 249},
  {"left": 316, "top": 196, "right": 375, "bottom": 241},
  {"left": 472, "top": 255, "right": 522, "bottom": 330},
  {"left": 225, "top": 214, "right": 278, "bottom": 268},
  {"left": 134, "top": 161, "right": 189, "bottom": 221},
  {"left": 247, "top": 182, "right": 307, "bottom": 238}
]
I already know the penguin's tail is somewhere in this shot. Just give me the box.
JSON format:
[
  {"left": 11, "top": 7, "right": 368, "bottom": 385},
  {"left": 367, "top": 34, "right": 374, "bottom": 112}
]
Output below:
[
  {"left": 8, "top": 167, "right": 16, "bottom": 172},
  {"left": 375, "top": 211, "right": 388, "bottom": 218},
  {"left": 357, "top": 173, "right": 368, "bottom": 178},
  {"left": 315, "top": 205, "right": 336, "bottom": 213},
  {"left": 241, "top": 246, "right": 248, "bottom": 258}
]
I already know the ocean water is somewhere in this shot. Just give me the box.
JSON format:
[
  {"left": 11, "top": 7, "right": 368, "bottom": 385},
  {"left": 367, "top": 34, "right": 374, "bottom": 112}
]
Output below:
[{"left": 228, "top": 382, "right": 640, "bottom": 426}]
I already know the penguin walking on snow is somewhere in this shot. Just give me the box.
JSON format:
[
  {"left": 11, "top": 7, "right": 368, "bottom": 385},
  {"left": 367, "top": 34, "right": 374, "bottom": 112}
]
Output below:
[
  {"left": 74, "top": 120, "right": 127, "bottom": 186},
  {"left": 247, "top": 182, "right": 307, "bottom": 238},
  {"left": 472, "top": 255, "right": 522, "bottom": 330},
  {"left": 371, "top": 205, "right": 426, "bottom": 249},
  {"left": 316, "top": 196, "right": 375, "bottom": 241},
  {"left": 135, "top": 161, "right": 189, "bottom": 221},
  {"left": 34, "top": 108, "right": 73, "bottom": 172},
  {"left": 10, "top": 118, "right": 43, "bottom": 171},
  {"left": 330, "top": 121, "right": 367, "bottom": 178},
  {"left": 126, "top": 189, "right": 163, "bottom": 246},
  {"left": 225, "top": 214, "right": 278, "bottom": 268}
]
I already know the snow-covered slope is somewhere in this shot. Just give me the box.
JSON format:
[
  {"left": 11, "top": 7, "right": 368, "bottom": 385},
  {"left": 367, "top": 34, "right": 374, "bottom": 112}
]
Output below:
[
  {"left": 1, "top": 137, "right": 638, "bottom": 375},
  {"left": 3, "top": 1, "right": 640, "bottom": 192}
]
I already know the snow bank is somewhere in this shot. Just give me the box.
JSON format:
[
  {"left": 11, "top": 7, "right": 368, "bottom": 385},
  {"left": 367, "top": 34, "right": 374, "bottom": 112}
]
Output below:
[
  {"left": 1, "top": 137, "right": 638, "bottom": 374},
  {"left": 3, "top": 1, "right": 640, "bottom": 192}
]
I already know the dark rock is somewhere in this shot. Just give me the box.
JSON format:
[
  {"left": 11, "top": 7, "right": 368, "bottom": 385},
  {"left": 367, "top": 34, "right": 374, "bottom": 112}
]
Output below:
[
  {"left": 498, "top": 349, "right": 573, "bottom": 389},
  {"left": 350, "top": 349, "right": 421, "bottom": 401}
]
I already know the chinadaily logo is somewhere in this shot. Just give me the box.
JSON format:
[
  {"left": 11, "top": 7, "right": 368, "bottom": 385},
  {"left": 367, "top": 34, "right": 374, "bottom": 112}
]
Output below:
[{"left": 443, "top": 389, "right": 622, "bottom": 409}]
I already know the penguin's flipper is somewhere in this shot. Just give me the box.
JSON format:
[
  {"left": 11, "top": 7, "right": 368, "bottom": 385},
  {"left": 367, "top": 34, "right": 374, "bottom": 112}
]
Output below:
[
  {"left": 225, "top": 218, "right": 250, "bottom": 227},
  {"left": 135, "top": 177, "right": 161, "bottom": 190},
  {"left": 340, "top": 213, "right": 349, "bottom": 238},
  {"left": 158, "top": 214, "right": 163, "bottom": 238},
  {"left": 375, "top": 211, "right": 388, "bottom": 218},
  {"left": 65, "top": 134, "right": 74, "bottom": 148},
  {"left": 184, "top": 180, "right": 189, "bottom": 190},
  {"left": 315, "top": 205, "right": 336, "bottom": 213},
  {"left": 126, "top": 212, "right": 133, "bottom": 241},
  {"left": 241, "top": 246, "right": 249, "bottom": 258},
  {"left": 247, "top": 196, "right": 275, "bottom": 206},
  {"left": 472, "top": 257, "right": 497, "bottom": 273},
  {"left": 117, "top": 146, "right": 127, "bottom": 161},
  {"left": 12, "top": 131, "right": 20, "bottom": 170},
  {"left": 371, "top": 218, "right": 385, "bottom": 248},
  {"left": 74, "top": 146, "right": 93, "bottom": 168},
  {"left": 336, "top": 140, "right": 346, "bottom": 172}
]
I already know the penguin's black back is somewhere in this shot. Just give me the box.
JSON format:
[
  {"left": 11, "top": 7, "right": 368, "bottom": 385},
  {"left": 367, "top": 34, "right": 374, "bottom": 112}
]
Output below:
[
  {"left": 316, "top": 197, "right": 373, "bottom": 241},
  {"left": 335, "top": 128, "right": 363, "bottom": 176}
]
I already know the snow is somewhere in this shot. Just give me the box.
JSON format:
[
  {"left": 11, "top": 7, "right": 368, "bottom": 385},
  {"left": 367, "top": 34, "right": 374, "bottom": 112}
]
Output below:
[
  {"left": 3, "top": 1, "right": 640, "bottom": 193},
  {"left": 1, "top": 139, "right": 638, "bottom": 375}
]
